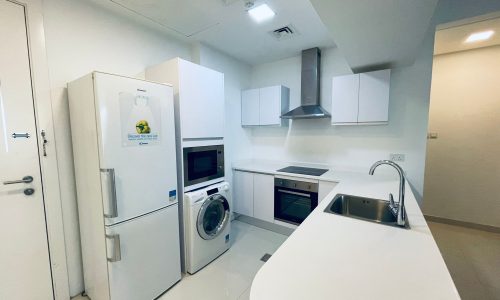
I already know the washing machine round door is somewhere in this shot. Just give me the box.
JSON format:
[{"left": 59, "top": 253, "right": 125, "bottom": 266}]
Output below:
[{"left": 197, "top": 194, "right": 230, "bottom": 240}]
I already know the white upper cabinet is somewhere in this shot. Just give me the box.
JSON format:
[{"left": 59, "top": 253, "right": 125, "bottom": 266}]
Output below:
[
  {"left": 146, "top": 58, "right": 225, "bottom": 139},
  {"left": 178, "top": 60, "right": 224, "bottom": 138},
  {"left": 358, "top": 70, "right": 390, "bottom": 123},
  {"left": 241, "top": 89, "right": 260, "bottom": 126},
  {"left": 241, "top": 85, "right": 289, "bottom": 127},
  {"left": 331, "top": 74, "right": 359, "bottom": 124},
  {"left": 331, "top": 69, "right": 391, "bottom": 125}
]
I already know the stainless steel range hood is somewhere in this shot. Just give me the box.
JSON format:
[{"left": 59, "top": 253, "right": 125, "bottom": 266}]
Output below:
[{"left": 281, "top": 47, "right": 331, "bottom": 119}]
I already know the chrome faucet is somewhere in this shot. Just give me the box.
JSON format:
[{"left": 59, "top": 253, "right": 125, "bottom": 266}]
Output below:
[{"left": 369, "top": 160, "right": 407, "bottom": 227}]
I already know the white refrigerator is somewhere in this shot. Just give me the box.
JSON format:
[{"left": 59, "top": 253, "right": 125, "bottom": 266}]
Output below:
[{"left": 68, "top": 72, "right": 181, "bottom": 300}]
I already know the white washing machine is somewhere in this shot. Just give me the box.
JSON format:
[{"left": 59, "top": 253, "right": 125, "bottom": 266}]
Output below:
[{"left": 184, "top": 181, "right": 231, "bottom": 274}]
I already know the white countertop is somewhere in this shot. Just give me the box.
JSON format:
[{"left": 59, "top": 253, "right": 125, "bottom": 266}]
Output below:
[
  {"left": 234, "top": 160, "right": 460, "bottom": 300},
  {"left": 232, "top": 159, "right": 385, "bottom": 183}
]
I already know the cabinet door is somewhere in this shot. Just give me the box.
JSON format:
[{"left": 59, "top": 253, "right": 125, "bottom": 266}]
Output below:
[
  {"left": 241, "top": 89, "right": 260, "bottom": 126},
  {"left": 259, "top": 86, "right": 281, "bottom": 126},
  {"left": 318, "top": 181, "right": 338, "bottom": 203},
  {"left": 331, "top": 74, "right": 360, "bottom": 124},
  {"left": 233, "top": 171, "right": 254, "bottom": 216},
  {"left": 179, "top": 60, "right": 225, "bottom": 138},
  {"left": 358, "top": 69, "right": 390, "bottom": 123},
  {"left": 253, "top": 173, "right": 275, "bottom": 223}
]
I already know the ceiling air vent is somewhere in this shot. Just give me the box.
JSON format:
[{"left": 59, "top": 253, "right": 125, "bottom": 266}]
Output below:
[{"left": 269, "top": 24, "right": 299, "bottom": 41}]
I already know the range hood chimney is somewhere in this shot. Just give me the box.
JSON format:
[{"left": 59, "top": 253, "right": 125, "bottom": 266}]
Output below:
[{"left": 281, "top": 47, "right": 331, "bottom": 119}]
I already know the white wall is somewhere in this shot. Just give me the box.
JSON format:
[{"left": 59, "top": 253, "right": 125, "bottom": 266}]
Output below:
[
  {"left": 423, "top": 45, "right": 500, "bottom": 228},
  {"left": 248, "top": 47, "right": 429, "bottom": 198},
  {"left": 42, "top": 0, "right": 192, "bottom": 295}
]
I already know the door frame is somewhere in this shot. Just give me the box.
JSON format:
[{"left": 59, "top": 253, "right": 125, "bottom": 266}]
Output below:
[{"left": 6, "top": 0, "right": 70, "bottom": 299}]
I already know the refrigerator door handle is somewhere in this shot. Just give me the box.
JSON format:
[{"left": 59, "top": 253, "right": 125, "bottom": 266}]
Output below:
[
  {"left": 101, "top": 168, "right": 118, "bottom": 218},
  {"left": 106, "top": 234, "right": 122, "bottom": 262}
]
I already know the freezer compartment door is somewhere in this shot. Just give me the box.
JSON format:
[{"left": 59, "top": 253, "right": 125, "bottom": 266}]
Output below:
[
  {"left": 105, "top": 205, "right": 181, "bottom": 300},
  {"left": 93, "top": 73, "right": 178, "bottom": 225}
]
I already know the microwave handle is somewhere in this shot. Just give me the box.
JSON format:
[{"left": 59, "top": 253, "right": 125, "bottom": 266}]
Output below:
[{"left": 277, "top": 189, "right": 311, "bottom": 198}]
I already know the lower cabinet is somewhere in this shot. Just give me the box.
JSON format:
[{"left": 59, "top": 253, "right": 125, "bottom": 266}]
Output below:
[
  {"left": 253, "top": 173, "right": 275, "bottom": 223},
  {"left": 233, "top": 169, "right": 338, "bottom": 223},
  {"left": 233, "top": 170, "right": 254, "bottom": 217},
  {"left": 233, "top": 170, "right": 274, "bottom": 222}
]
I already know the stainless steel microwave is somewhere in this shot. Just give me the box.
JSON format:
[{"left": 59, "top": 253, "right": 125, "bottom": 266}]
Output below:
[{"left": 183, "top": 145, "right": 224, "bottom": 188}]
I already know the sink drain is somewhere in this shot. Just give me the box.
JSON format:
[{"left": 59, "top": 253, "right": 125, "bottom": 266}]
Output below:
[{"left": 260, "top": 253, "right": 272, "bottom": 262}]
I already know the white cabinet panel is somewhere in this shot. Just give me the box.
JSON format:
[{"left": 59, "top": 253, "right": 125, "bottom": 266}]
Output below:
[
  {"left": 253, "top": 173, "right": 275, "bottom": 223},
  {"left": 93, "top": 74, "right": 177, "bottom": 225},
  {"left": 241, "top": 89, "right": 260, "bottom": 126},
  {"left": 318, "top": 181, "right": 338, "bottom": 203},
  {"left": 241, "top": 85, "right": 289, "bottom": 127},
  {"left": 259, "top": 86, "right": 282, "bottom": 126},
  {"left": 178, "top": 60, "right": 224, "bottom": 138},
  {"left": 331, "top": 74, "right": 360, "bottom": 124},
  {"left": 358, "top": 70, "right": 390, "bottom": 123},
  {"left": 106, "top": 205, "right": 181, "bottom": 300},
  {"left": 233, "top": 171, "right": 254, "bottom": 216}
]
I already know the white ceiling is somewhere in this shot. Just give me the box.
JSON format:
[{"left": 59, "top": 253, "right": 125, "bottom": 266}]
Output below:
[
  {"left": 105, "top": 0, "right": 336, "bottom": 65},
  {"left": 309, "top": 0, "right": 439, "bottom": 71},
  {"left": 434, "top": 17, "right": 500, "bottom": 55}
]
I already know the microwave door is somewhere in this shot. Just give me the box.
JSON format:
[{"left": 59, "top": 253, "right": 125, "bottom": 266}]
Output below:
[{"left": 183, "top": 145, "right": 224, "bottom": 187}]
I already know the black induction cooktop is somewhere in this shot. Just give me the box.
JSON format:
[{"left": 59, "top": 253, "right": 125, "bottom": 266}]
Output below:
[{"left": 277, "top": 166, "right": 329, "bottom": 176}]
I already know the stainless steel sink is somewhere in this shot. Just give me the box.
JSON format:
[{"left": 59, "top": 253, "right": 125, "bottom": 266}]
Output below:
[{"left": 324, "top": 194, "right": 409, "bottom": 229}]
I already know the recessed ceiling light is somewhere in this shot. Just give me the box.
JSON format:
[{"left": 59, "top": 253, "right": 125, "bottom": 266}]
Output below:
[
  {"left": 248, "top": 4, "right": 275, "bottom": 23},
  {"left": 465, "top": 30, "right": 495, "bottom": 43}
]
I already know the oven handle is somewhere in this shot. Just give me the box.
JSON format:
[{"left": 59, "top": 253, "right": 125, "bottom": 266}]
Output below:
[{"left": 277, "top": 189, "right": 311, "bottom": 198}]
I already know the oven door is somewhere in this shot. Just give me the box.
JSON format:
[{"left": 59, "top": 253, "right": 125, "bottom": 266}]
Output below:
[
  {"left": 274, "top": 187, "right": 318, "bottom": 225},
  {"left": 183, "top": 145, "right": 224, "bottom": 187}
]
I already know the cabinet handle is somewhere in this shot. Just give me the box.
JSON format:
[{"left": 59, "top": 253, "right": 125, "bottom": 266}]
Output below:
[
  {"left": 106, "top": 234, "right": 121, "bottom": 262},
  {"left": 101, "top": 168, "right": 118, "bottom": 218}
]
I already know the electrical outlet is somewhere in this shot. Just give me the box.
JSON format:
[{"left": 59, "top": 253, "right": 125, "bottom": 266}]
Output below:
[{"left": 390, "top": 153, "right": 405, "bottom": 162}]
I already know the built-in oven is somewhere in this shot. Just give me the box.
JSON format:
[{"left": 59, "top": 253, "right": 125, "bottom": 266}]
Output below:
[
  {"left": 183, "top": 145, "right": 224, "bottom": 188},
  {"left": 274, "top": 177, "right": 318, "bottom": 225}
]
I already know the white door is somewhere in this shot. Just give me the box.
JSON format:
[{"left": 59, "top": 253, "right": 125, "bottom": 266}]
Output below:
[
  {"left": 106, "top": 205, "right": 181, "bottom": 300},
  {"left": 253, "top": 173, "right": 274, "bottom": 223},
  {"left": 233, "top": 171, "right": 253, "bottom": 216},
  {"left": 259, "top": 86, "right": 281, "bottom": 126},
  {"left": 358, "top": 70, "right": 390, "bottom": 123},
  {"left": 241, "top": 89, "right": 259, "bottom": 126},
  {"left": 178, "top": 60, "right": 225, "bottom": 139},
  {"left": 331, "top": 74, "right": 359, "bottom": 124},
  {"left": 94, "top": 73, "right": 178, "bottom": 225},
  {"left": 0, "top": 1, "right": 53, "bottom": 299}
]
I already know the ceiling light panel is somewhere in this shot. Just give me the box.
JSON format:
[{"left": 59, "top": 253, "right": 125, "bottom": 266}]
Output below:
[
  {"left": 465, "top": 30, "right": 495, "bottom": 43},
  {"left": 248, "top": 4, "right": 275, "bottom": 23}
]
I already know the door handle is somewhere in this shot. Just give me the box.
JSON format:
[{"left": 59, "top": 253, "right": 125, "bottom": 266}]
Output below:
[
  {"left": 100, "top": 168, "right": 118, "bottom": 218},
  {"left": 106, "top": 234, "right": 121, "bottom": 262},
  {"left": 3, "top": 176, "right": 33, "bottom": 185}
]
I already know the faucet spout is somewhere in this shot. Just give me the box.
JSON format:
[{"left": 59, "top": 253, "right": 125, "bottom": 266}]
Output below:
[{"left": 368, "top": 160, "right": 407, "bottom": 227}]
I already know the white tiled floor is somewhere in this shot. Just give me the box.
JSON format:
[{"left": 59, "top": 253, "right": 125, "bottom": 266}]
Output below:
[
  {"left": 159, "top": 220, "right": 288, "bottom": 300},
  {"left": 72, "top": 220, "right": 288, "bottom": 300}
]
